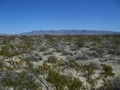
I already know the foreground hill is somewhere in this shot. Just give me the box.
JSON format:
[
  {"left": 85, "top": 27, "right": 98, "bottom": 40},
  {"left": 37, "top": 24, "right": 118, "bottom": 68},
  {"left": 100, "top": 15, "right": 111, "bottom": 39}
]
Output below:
[{"left": 20, "top": 30, "right": 120, "bottom": 35}]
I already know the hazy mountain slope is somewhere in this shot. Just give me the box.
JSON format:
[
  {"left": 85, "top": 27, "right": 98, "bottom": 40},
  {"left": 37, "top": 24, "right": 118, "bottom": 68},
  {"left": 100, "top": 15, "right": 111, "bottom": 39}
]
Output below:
[{"left": 20, "top": 30, "right": 120, "bottom": 35}]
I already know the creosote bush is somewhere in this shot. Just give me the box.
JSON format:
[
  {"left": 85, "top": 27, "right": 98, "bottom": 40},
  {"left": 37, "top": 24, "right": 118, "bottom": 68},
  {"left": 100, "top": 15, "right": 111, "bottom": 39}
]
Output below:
[
  {"left": 47, "top": 55, "right": 58, "bottom": 63},
  {"left": 39, "top": 46, "right": 48, "bottom": 52},
  {"left": 101, "top": 64, "right": 115, "bottom": 77},
  {"left": 76, "top": 37, "right": 85, "bottom": 47}
]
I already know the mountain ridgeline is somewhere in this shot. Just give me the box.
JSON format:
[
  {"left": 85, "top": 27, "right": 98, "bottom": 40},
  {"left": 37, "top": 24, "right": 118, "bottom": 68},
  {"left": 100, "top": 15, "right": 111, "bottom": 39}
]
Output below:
[{"left": 20, "top": 30, "right": 120, "bottom": 35}]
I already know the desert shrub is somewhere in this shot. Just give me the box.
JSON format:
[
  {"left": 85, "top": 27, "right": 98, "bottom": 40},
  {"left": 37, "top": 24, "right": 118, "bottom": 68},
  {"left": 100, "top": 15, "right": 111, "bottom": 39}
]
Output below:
[
  {"left": 18, "top": 59, "right": 25, "bottom": 65},
  {"left": 117, "top": 60, "right": 120, "bottom": 64},
  {"left": 43, "top": 51, "right": 53, "bottom": 55},
  {"left": 0, "top": 76, "right": 3, "bottom": 88},
  {"left": 111, "top": 36, "right": 120, "bottom": 45},
  {"left": 98, "top": 64, "right": 115, "bottom": 90},
  {"left": 98, "top": 75, "right": 120, "bottom": 90},
  {"left": 95, "top": 48, "right": 104, "bottom": 57},
  {"left": 46, "top": 70, "right": 83, "bottom": 90},
  {"left": 111, "top": 76, "right": 120, "bottom": 90},
  {"left": 64, "top": 35, "right": 73, "bottom": 41},
  {"left": 20, "top": 36, "right": 34, "bottom": 48},
  {"left": 54, "top": 46, "right": 64, "bottom": 53},
  {"left": 107, "top": 47, "right": 120, "bottom": 55},
  {"left": 2, "top": 38, "right": 10, "bottom": 45},
  {"left": 89, "top": 46, "right": 98, "bottom": 50},
  {"left": 44, "top": 34, "right": 53, "bottom": 39},
  {"left": 47, "top": 55, "right": 58, "bottom": 63},
  {"left": 0, "top": 39, "right": 3, "bottom": 45},
  {"left": 68, "top": 60, "right": 80, "bottom": 71},
  {"left": 81, "top": 64, "right": 96, "bottom": 89},
  {"left": 39, "top": 46, "right": 48, "bottom": 52},
  {"left": 84, "top": 41, "right": 97, "bottom": 48},
  {"left": 70, "top": 45, "right": 79, "bottom": 51},
  {"left": 7, "top": 36, "right": 16, "bottom": 41},
  {"left": 89, "top": 61, "right": 100, "bottom": 69},
  {"left": 46, "top": 70, "right": 66, "bottom": 90},
  {"left": 60, "top": 60, "right": 69, "bottom": 67},
  {"left": 86, "top": 51, "right": 98, "bottom": 57},
  {"left": 83, "top": 65, "right": 95, "bottom": 77},
  {"left": 30, "top": 54, "right": 43, "bottom": 61},
  {"left": 75, "top": 53, "right": 89, "bottom": 60},
  {"left": 66, "top": 76, "right": 83, "bottom": 90},
  {"left": 66, "top": 55, "right": 76, "bottom": 61},
  {"left": 34, "top": 53, "right": 43, "bottom": 61},
  {"left": 101, "top": 64, "right": 115, "bottom": 78},
  {"left": 61, "top": 51, "right": 69, "bottom": 55},
  {"left": 0, "top": 61, "right": 3, "bottom": 69},
  {"left": 0, "top": 45, "right": 11, "bottom": 58},
  {"left": 75, "top": 37, "right": 85, "bottom": 47},
  {"left": 61, "top": 51, "right": 73, "bottom": 56},
  {"left": 89, "top": 36, "right": 101, "bottom": 43},
  {"left": 107, "top": 48, "right": 116, "bottom": 54},
  {"left": 10, "top": 38, "right": 23, "bottom": 45},
  {"left": 0, "top": 44, "right": 20, "bottom": 58},
  {"left": 44, "top": 35, "right": 57, "bottom": 46},
  {"left": 23, "top": 53, "right": 43, "bottom": 61},
  {"left": 3, "top": 71, "right": 41, "bottom": 90}
]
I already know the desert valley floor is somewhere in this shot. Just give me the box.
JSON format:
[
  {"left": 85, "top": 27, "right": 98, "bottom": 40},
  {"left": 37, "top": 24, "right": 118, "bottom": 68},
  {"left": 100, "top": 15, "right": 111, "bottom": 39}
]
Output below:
[{"left": 0, "top": 35, "right": 120, "bottom": 90}]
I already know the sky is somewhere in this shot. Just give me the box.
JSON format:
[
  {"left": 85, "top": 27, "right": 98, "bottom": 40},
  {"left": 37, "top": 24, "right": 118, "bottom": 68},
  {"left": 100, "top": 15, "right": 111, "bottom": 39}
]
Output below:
[{"left": 0, "top": 0, "right": 120, "bottom": 34}]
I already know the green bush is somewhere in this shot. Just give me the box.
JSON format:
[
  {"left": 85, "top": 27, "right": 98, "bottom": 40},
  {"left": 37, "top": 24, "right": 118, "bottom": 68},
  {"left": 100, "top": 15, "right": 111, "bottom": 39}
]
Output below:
[
  {"left": 39, "top": 46, "right": 48, "bottom": 51},
  {"left": 101, "top": 64, "right": 115, "bottom": 77},
  {"left": 0, "top": 61, "right": 3, "bottom": 69},
  {"left": 75, "top": 37, "right": 85, "bottom": 47},
  {"left": 46, "top": 70, "right": 83, "bottom": 90},
  {"left": 89, "top": 36, "right": 101, "bottom": 43},
  {"left": 48, "top": 56, "right": 58, "bottom": 63}
]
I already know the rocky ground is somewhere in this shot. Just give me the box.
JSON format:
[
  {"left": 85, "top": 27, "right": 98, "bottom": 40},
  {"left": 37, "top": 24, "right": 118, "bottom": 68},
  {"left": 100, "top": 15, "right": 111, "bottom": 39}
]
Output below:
[{"left": 0, "top": 35, "right": 120, "bottom": 90}]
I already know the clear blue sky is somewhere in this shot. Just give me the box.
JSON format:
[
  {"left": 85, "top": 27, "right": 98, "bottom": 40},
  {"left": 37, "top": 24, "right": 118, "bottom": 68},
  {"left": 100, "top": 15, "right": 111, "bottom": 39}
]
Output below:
[{"left": 0, "top": 0, "right": 120, "bottom": 34}]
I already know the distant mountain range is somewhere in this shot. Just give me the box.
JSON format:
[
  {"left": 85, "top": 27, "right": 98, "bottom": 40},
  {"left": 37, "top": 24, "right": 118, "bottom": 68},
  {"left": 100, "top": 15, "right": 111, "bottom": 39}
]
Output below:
[{"left": 19, "top": 30, "right": 120, "bottom": 35}]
